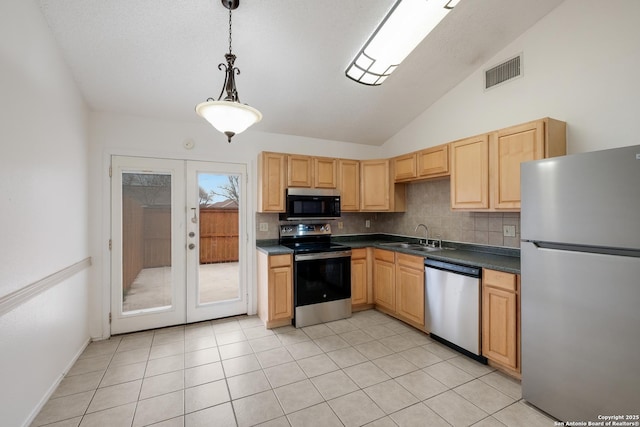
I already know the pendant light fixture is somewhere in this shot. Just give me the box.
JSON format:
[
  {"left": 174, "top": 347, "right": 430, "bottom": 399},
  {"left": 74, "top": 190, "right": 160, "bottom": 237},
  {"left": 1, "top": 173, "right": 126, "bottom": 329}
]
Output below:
[
  {"left": 346, "top": 0, "right": 460, "bottom": 86},
  {"left": 196, "top": 0, "right": 262, "bottom": 143}
]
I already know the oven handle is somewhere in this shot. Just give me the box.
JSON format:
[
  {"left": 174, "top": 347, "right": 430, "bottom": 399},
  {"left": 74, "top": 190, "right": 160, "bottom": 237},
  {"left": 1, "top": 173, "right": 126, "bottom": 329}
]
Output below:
[{"left": 295, "top": 250, "right": 352, "bottom": 261}]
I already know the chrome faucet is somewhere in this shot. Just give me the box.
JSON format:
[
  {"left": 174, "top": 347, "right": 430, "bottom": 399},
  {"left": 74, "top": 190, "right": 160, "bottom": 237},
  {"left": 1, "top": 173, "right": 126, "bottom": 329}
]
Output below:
[{"left": 415, "top": 223, "right": 428, "bottom": 246}]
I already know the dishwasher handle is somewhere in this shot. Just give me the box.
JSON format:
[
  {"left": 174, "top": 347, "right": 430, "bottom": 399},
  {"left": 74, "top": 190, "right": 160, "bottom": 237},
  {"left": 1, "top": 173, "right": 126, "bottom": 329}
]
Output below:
[{"left": 424, "top": 258, "right": 481, "bottom": 278}]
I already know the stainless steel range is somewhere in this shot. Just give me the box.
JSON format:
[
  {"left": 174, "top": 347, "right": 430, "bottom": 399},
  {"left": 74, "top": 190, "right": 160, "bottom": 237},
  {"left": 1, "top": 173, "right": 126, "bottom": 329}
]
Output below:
[{"left": 279, "top": 223, "right": 352, "bottom": 328}]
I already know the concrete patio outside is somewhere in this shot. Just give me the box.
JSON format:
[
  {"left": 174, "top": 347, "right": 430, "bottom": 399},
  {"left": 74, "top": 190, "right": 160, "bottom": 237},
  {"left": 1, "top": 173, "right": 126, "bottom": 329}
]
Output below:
[{"left": 122, "top": 262, "right": 239, "bottom": 312}]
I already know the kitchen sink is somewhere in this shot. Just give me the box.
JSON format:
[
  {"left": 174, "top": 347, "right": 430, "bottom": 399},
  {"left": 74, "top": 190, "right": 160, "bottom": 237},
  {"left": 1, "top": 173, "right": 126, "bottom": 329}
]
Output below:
[
  {"left": 379, "top": 242, "right": 418, "bottom": 249},
  {"left": 412, "top": 246, "right": 443, "bottom": 252},
  {"left": 379, "top": 242, "right": 449, "bottom": 252}
]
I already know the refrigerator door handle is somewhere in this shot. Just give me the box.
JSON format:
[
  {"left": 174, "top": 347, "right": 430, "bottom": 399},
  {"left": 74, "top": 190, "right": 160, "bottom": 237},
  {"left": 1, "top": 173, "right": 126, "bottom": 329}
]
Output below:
[{"left": 529, "top": 241, "right": 640, "bottom": 258}]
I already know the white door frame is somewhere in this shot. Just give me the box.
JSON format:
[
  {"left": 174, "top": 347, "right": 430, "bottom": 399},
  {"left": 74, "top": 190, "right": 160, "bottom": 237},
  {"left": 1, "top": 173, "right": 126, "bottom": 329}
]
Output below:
[{"left": 109, "top": 155, "right": 248, "bottom": 335}]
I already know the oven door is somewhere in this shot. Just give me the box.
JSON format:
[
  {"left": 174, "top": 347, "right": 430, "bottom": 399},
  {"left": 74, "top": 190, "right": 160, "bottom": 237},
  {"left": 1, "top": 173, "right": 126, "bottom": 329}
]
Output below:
[{"left": 294, "top": 251, "right": 351, "bottom": 307}]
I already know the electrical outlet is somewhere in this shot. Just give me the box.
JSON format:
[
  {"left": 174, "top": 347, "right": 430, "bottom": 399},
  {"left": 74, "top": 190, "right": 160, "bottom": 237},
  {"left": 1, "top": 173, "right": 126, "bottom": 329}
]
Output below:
[
  {"left": 338, "top": 221, "right": 344, "bottom": 230},
  {"left": 503, "top": 225, "right": 516, "bottom": 237},
  {"left": 259, "top": 223, "right": 268, "bottom": 232},
  {"left": 365, "top": 220, "right": 371, "bottom": 228}
]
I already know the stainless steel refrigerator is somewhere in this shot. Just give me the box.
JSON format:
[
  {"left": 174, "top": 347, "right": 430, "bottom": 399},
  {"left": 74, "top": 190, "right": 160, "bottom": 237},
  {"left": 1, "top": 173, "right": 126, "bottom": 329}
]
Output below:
[{"left": 521, "top": 144, "right": 640, "bottom": 422}]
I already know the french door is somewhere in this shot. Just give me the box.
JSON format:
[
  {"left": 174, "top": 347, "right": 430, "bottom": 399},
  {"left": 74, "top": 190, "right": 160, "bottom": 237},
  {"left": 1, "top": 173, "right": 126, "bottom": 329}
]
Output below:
[{"left": 110, "top": 156, "right": 247, "bottom": 334}]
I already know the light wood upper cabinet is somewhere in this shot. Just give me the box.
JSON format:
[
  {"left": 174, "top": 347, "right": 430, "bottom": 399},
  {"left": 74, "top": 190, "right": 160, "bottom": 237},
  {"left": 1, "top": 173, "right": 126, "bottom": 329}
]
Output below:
[
  {"left": 393, "top": 153, "right": 417, "bottom": 181},
  {"left": 417, "top": 144, "right": 449, "bottom": 178},
  {"left": 257, "top": 252, "right": 293, "bottom": 329},
  {"left": 258, "top": 152, "right": 286, "bottom": 212},
  {"left": 338, "top": 159, "right": 360, "bottom": 211},
  {"left": 313, "top": 157, "right": 337, "bottom": 188},
  {"left": 491, "top": 118, "right": 566, "bottom": 210},
  {"left": 286, "top": 154, "right": 338, "bottom": 189},
  {"left": 393, "top": 143, "right": 449, "bottom": 182},
  {"left": 451, "top": 118, "right": 566, "bottom": 211},
  {"left": 395, "top": 253, "right": 425, "bottom": 328},
  {"left": 287, "top": 154, "right": 313, "bottom": 188},
  {"left": 450, "top": 134, "right": 490, "bottom": 210},
  {"left": 361, "top": 159, "right": 406, "bottom": 212},
  {"left": 482, "top": 268, "right": 520, "bottom": 374}
]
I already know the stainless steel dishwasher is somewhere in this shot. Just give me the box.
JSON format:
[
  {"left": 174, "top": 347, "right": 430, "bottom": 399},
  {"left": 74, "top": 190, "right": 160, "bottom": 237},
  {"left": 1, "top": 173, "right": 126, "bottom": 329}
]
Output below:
[{"left": 424, "top": 258, "right": 485, "bottom": 362}]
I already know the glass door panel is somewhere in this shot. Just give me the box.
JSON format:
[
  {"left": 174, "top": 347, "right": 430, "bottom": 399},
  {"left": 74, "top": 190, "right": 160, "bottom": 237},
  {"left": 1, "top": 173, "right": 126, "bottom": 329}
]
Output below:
[
  {"left": 186, "top": 161, "right": 247, "bottom": 323},
  {"left": 111, "top": 156, "right": 186, "bottom": 334},
  {"left": 121, "top": 172, "right": 173, "bottom": 312}
]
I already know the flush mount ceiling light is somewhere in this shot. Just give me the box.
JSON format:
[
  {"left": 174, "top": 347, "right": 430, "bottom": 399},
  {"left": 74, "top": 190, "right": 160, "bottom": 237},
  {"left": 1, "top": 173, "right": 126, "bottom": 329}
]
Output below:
[
  {"left": 196, "top": 0, "right": 262, "bottom": 143},
  {"left": 346, "top": 0, "right": 460, "bottom": 86}
]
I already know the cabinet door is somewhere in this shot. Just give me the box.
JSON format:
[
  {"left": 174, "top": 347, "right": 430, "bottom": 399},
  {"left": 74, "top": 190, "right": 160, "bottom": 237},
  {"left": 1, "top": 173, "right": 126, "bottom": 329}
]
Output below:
[
  {"left": 351, "top": 248, "right": 368, "bottom": 306},
  {"left": 269, "top": 255, "right": 292, "bottom": 322},
  {"left": 418, "top": 144, "right": 449, "bottom": 178},
  {"left": 338, "top": 160, "right": 360, "bottom": 211},
  {"left": 287, "top": 155, "right": 313, "bottom": 187},
  {"left": 482, "top": 284, "right": 517, "bottom": 370},
  {"left": 373, "top": 250, "right": 395, "bottom": 312},
  {"left": 395, "top": 254, "right": 425, "bottom": 327},
  {"left": 491, "top": 121, "right": 544, "bottom": 210},
  {"left": 393, "top": 153, "right": 417, "bottom": 181},
  {"left": 450, "top": 135, "right": 489, "bottom": 210},
  {"left": 360, "top": 160, "right": 390, "bottom": 211},
  {"left": 314, "top": 157, "right": 337, "bottom": 188},
  {"left": 258, "top": 152, "right": 286, "bottom": 212}
]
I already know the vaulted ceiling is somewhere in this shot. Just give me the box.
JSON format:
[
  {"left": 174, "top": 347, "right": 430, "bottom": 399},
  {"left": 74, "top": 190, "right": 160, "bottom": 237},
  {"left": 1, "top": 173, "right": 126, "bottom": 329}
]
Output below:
[{"left": 38, "top": 0, "right": 565, "bottom": 145}]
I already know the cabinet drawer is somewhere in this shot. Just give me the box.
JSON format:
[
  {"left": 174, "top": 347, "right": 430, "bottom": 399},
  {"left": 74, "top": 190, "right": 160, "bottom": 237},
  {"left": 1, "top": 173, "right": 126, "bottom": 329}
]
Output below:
[
  {"left": 270, "top": 254, "right": 292, "bottom": 268},
  {"left": 374, "top": 248, "right": 395, "bottom": 263},
  {"left": 351, "top": 248, "right": 367, "bottom": 260},
  {"left": 483, "top": 268, "right": 517, "bottom": 292},
  {"left": 396, "top": 253, "right": 424, "bottom": 270}
]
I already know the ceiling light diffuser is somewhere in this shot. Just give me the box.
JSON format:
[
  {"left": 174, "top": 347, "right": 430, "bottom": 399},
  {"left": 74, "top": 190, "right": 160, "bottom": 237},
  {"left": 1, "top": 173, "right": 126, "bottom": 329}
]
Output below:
[{"left": 346, "top": 0, "right": 459, "bottom": 86}]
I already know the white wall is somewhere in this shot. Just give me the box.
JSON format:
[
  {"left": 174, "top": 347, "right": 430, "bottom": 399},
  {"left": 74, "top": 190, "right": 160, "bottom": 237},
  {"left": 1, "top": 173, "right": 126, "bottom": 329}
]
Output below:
[
  {"left": 382, "top": 0, "right": 640, "bottom": 157},
  {"left": 88, "top": 112, "right": 377, "bottom": 338},
  {"left": 0, "top": 0, "right": 91, "bottom": 425}
]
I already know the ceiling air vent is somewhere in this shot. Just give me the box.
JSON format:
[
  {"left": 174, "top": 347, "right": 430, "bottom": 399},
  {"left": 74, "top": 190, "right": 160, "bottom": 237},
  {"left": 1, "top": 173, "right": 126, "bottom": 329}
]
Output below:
[{"left": 485, "top": 54, "right": 522, "bottom": 90}]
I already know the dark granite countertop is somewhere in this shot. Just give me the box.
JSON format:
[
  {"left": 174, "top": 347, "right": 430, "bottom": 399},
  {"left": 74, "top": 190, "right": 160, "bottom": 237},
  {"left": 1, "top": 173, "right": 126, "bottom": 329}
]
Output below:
[{"left": 257, "top": 233, "right": 521, "bottom": 274}]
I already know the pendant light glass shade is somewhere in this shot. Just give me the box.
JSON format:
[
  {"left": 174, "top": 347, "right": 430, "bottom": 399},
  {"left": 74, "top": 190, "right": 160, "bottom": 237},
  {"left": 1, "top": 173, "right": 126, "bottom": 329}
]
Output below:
[
  {"left": 346, "top": 0, "right": 460, "bottom": 85},
  {"left": 196, "top": 100, "right": 262, "bottom": 141}
]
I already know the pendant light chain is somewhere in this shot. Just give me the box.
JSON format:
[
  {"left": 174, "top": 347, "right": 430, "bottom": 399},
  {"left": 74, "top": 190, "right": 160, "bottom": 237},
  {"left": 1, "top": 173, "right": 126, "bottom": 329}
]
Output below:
[{"left": 228, "top": 7, "right": 233, "bottom": 55}]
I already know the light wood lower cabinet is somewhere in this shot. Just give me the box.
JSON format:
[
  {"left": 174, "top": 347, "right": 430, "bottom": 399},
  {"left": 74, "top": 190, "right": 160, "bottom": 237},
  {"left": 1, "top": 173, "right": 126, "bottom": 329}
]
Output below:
[
  {"left": 257, "top": 251, "right": 293, "bottom": 328},
  {"left": 482, "top": 268, "right": 520, "bottom": 375},
  {"left": 373, "top": 249, "right": 396, "bottom": 312},
  {"left": 395, "top": 253, "right": 425, "bottom": 328},
  {"left": 373, "top": 249, "right": 425, "bottom": 329},
  {"left": 351, "top": 248, "right": 373, "bottom": 310}
]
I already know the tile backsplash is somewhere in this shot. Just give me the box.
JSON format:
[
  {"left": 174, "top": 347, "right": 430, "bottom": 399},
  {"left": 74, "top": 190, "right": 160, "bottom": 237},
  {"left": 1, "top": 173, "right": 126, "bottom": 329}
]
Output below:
[{"left": 256, "top": 178, "right": 521, "bottom": 248}]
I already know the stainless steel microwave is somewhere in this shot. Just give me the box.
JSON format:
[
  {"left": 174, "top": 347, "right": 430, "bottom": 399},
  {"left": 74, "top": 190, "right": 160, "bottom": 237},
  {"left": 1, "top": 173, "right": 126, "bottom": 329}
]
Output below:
[{"left": 281, "top": 188, "right": 341, "bottom": 220}]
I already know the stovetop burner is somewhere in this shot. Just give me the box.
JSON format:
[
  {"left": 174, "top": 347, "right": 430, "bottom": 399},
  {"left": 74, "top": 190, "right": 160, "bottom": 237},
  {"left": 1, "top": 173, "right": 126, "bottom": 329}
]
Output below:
[
  {"left": 279, "top": 223, "right": 351, "bottom": 254},
  {"left": 282, "top": 241, "right": 350, "bottom": 254}
]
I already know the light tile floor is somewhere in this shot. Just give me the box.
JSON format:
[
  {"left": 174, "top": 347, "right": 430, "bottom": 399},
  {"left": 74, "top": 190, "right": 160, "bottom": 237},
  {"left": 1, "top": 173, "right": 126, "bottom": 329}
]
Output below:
[{"left": 31, "top": 310, "right": 556, "bottom": 427}]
